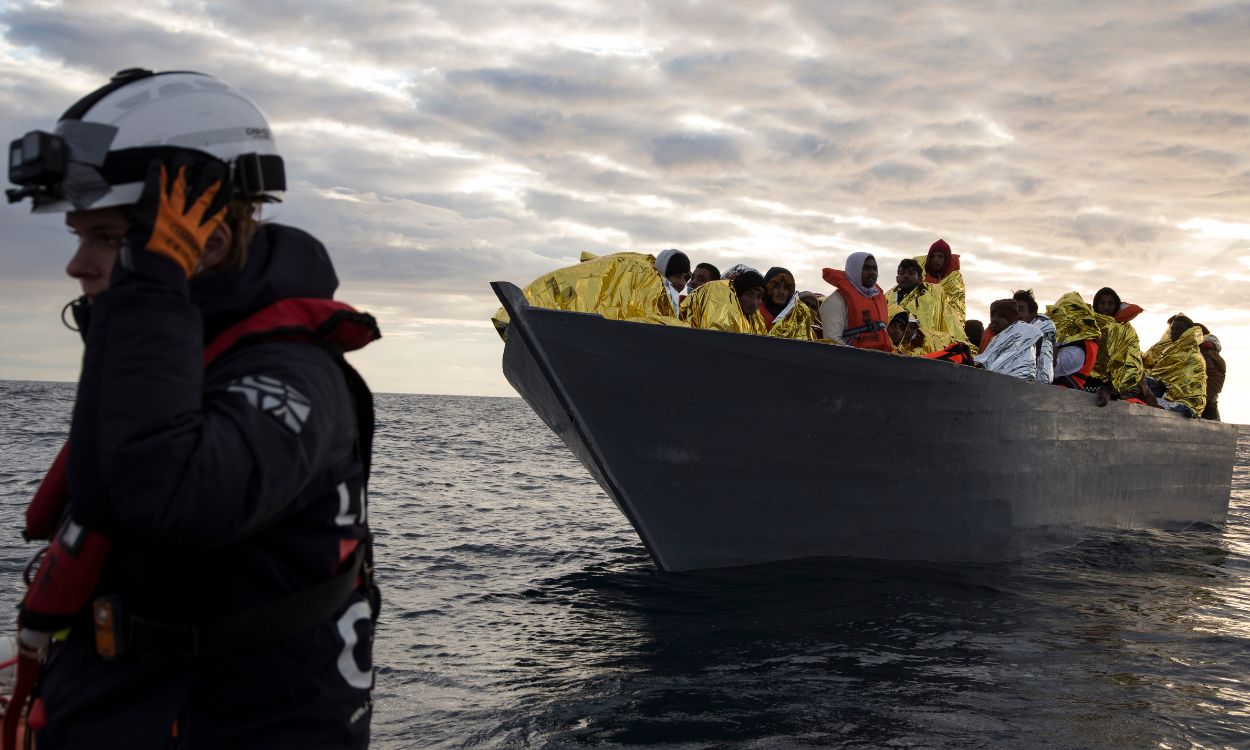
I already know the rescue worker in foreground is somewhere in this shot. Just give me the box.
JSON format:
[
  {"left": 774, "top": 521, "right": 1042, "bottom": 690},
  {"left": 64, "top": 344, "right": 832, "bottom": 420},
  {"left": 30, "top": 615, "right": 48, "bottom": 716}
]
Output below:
[
  {"left": 887, "top": 258, "right": 968, "bottom": 345},
  {"left": 760, "top": 267, "right": 818, "bottom": 341},
  {"left": 681, "top": 271, "right": 767, "bottom": 334},
  {"left": 975, "top": 299, "right": 1043, "bottom": 380},
  {"left": 916, "top": 239, "right": 967, "bottom": 326},
  {"left": 820, "top": 252, "right": 893, "bottom": 351},
  {"left": 5, "top": 69, "right": 380, "bottom": 748},
  {"left": 1144, "top": 315, "right": 1208, "bottom": 417}
]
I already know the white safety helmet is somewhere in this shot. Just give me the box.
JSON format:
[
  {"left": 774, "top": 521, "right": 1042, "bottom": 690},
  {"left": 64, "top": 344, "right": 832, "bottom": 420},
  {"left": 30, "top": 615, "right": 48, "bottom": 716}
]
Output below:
[{"left": 7, "top": 68, "right": 285, "bottom": 213}]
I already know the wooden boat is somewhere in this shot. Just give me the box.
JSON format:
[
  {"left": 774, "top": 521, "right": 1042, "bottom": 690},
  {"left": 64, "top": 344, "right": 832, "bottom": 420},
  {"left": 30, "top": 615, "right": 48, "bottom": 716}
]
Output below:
[{"left": 492, "top": 282, "right": 1237, "bottom": 572}]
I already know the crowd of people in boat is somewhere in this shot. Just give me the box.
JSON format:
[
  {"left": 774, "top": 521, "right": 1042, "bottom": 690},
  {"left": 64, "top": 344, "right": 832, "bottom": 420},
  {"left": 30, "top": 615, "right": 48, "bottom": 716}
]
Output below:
[{"left": 492, "top": 240, "right": 1226, "bottom": 420}]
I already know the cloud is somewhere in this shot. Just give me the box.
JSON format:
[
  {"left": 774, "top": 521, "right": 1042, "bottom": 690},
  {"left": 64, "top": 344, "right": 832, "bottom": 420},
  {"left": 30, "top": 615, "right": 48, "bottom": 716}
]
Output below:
[
  {"left": 649, "top": 132, "right": 742, "bottom": 167},
  {"left": 1, "top": 0, "right": 1249, "bottom": 421}
]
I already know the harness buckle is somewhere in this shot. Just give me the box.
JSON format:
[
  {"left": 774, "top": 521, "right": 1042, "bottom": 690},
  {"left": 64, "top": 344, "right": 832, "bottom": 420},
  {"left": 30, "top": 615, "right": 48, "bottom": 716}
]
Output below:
[{"left": 92, "top": 596, "right": 126, "bottom": 660}]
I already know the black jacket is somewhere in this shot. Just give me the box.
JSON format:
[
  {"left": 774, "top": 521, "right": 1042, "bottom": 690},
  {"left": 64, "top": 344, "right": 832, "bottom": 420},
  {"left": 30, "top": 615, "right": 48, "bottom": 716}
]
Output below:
[{"left": 38, "top": 224, "right": 377, "bottom": 749}]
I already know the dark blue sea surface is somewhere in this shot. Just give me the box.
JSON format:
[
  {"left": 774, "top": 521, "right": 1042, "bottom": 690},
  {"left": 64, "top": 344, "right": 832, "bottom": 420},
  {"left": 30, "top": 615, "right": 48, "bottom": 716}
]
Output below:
[{"left": 1, "top": 381, "right": 1247, "bottom": 748}]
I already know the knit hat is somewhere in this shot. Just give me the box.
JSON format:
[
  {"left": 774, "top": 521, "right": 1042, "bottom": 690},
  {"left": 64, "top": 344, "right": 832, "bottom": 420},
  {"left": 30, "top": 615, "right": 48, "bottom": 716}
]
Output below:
[{"left": 731, "top": 271, "right": 767, "bottom": 294}]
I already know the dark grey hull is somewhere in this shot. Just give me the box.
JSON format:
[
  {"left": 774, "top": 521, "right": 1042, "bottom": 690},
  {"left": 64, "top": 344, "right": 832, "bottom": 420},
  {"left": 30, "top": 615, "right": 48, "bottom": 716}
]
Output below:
[{"left": 493, "top": 282, "right": 1237, "bottom": 572}]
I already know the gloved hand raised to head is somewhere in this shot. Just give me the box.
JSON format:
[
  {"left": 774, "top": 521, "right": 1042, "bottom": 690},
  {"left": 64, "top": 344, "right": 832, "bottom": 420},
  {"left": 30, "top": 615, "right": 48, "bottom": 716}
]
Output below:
[{"left": 122, "top": 154, "right": 230, "bottom": 279}]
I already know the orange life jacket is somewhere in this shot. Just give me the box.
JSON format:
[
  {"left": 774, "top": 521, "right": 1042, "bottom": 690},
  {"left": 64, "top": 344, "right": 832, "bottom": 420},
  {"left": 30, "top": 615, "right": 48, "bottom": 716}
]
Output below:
[
  {"left": 821, "top": 269, "right": 893, "bottom": 352},
  {"left": 1055, "top": 339, "right": 1099, "bottom": 390},
  {"left": 1114, "top": 303, "right": 1143, "bottom": 324}
]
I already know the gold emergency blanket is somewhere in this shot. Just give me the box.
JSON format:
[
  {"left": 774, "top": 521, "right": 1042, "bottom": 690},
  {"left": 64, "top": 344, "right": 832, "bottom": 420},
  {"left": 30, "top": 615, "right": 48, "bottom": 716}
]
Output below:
[
  {"left": 887, "top": 283, "right": 968, "bottom": 343},
  {"left": 767, "top": 296, "right": 818, "bottom": 341},
  {"left": 886, "top": 301, "right": 949, "bottom": 356},
  {"left": 681, "top": 280, "right": 765, "bottom": 334},
  {"left": 913, "top": 255, "right": 966, "bottom": 325},
  {"left": 1144, "top": 324, "right": 1207, "bottom": 415},
  {"left": 900, "top": 329, "right": 956, "bottom": 357},
  {"left": 1046, "top": 292, "right": 1101, "bottom": 344},
  {"left": 1092, "top": 312, "right": 1143, "bottom": 395},
  {"left": 1047, "top": 292, "right": 1143, "bottom": 394},
  {"left": 492, "top": 252, "right": 683, "bottom": 337}
]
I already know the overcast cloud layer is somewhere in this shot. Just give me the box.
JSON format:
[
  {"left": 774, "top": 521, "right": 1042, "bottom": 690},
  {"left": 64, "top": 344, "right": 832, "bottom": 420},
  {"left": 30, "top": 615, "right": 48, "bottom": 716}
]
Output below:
[{"left": 1, "top": 1, "right": 1248, "bottom": 420}]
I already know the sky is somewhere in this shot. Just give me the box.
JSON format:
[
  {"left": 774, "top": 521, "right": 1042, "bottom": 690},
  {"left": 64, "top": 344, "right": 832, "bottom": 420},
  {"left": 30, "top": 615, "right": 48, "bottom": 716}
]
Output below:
[{"left": 1, "top": 0, "right": 1248, "bottom": 421}]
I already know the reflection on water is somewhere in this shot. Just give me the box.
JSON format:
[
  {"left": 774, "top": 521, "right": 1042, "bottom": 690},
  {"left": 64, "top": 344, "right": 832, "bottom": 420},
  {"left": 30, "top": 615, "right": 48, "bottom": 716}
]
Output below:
[{"left": 0, "top": 384, "right": 1247, "bottom": 748}]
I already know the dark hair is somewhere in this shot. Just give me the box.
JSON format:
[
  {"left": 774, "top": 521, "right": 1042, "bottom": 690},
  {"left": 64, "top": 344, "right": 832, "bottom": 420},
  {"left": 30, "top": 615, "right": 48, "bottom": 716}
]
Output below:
[
  {"left": 897, "top": 258, "right": 923, "bottom": 277},
  {"left": 889, "top": 311, "right": 910, "bottom": 327},
  {"left": 1199, "top": 324, "right": 1211, "bottom": 336},
  {"left": 695, "top": 262, "right": 720, "bottom": 280},
  {"left": 1012, "top": 289, "right": 1038, "bottom": 316},
  {"left": 1169, "top": 314, "right": 1195, "bottom": 330},
  {"left": 964, "top": 319, "right": 984, "bottom": 343}
]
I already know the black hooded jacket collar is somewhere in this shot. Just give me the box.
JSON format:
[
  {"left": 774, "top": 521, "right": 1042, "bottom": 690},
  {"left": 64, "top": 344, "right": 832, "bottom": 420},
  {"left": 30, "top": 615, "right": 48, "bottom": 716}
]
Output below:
[{"left": 191, "top": 223, "right": 340, "bottom": 343}]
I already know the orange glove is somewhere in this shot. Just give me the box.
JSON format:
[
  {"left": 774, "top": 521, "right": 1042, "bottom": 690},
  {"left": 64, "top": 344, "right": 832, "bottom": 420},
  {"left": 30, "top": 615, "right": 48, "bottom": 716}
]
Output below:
[{"left": 126, "top": 155, "right": 230, "bottom": 278}]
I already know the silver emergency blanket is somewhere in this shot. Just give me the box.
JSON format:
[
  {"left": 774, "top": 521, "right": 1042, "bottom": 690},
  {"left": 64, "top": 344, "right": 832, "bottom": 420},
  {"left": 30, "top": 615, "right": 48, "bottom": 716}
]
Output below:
[
  {"left": 1030, "top": 314, "right": 1056, "bottom": 385},
  {"left": 974, "top": 321, "right": 1043, "bottom": 381}
]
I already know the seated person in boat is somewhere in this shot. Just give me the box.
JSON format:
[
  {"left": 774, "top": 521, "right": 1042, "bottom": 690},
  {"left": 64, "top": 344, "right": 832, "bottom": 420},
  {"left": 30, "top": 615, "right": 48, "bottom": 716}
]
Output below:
[
  {"left": 974, "top": 299, "right": 1043, "bottom": 380},
  {"left": 819, "top": 252, "right": 894, "bottom": 351},
  {"left": 681, "top": 270, "right": 768, "bottom": 334},
  {"left": 886, "top": 306, "right": 977, "bottom": 364},
  {"left": 1092, "top": 286, "right": 1144, "bottom": 326},
  {"left": 721, "top": 263, "right": 757, "bottom": 281},
  {"left": 799, "top": 291, "right": 825, "bottom": 338},
  {"left": 1047, "top": 292, "right": 1145, "bottom": 407},
  {"left": 915, "top": 239, "right": 966, "bottom": 327},
  {"left": 655, "top": 248, "right": 692, "bottom": 313},
  {"left": 491, "top": 250, "right": 689, "bottom": 337},
  {"left": 888, "top": 259, "right": 970, "bottom": 345},
  {"left": 964, "top": 319, "right": 985, "bottom": 353},
  {"left": 687, "top": 262, "right": 720, "bottom": 295},
  {"left": 1013, "top": 290, "right": 1055, "bottom": 384},
  {"left": 1143, "top": 315, "right": 1208, "bottom": 418},
  {"left": 1197, "top": 324, "right": 1226, "bottom": 421},
  {"left": 760, "top": 267, "right": 818, "bottom": 341},
  {"left": 1089, "top": 286, "right": 1147, "bottom": 403}
]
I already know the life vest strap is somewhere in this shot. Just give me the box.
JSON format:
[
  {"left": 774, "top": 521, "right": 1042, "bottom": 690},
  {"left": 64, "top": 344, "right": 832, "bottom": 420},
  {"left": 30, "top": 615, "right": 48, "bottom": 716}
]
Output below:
[
  {"left": 125, "top": 542, "right": 367, "bottom": 660},
  {"left": 843, "top": 321, "right": 886, "bottom": 337}
]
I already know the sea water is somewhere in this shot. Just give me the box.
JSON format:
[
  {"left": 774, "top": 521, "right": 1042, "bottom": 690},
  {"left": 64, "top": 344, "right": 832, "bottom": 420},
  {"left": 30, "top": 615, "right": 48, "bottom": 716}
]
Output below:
[{"left": 1, "top": 381, "right": 1247, "bottom": 748}]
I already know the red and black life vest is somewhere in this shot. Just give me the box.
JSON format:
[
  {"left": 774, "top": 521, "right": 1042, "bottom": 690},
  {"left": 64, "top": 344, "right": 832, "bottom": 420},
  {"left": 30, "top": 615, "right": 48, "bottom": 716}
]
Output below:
[
  {"left": 822, "top": 269, "right": 893, "bottom": 352},
  {"left": 924, "top": 341, "right": 975, "bottom": 365},
  {"left": 4, "top": 298, "right": 379, "bottom": 747}
]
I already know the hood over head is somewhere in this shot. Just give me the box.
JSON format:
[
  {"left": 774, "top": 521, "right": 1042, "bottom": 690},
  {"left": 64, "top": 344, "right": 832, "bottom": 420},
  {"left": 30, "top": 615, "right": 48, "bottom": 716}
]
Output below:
[
  {"left": 721, "top": 263, "right": 758, "bottom": 280},
  {"left": 191, "top": 223, "right": 339, "bottom": 342},
  {"left": 842, "top": 251, "right": 880, "bottom": 298},
  {"left": 924, "top": 239, "right": 960, "bottom": 280},
  {"left": 654, "top": 248, "right": 690, "bottom": 277}
]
